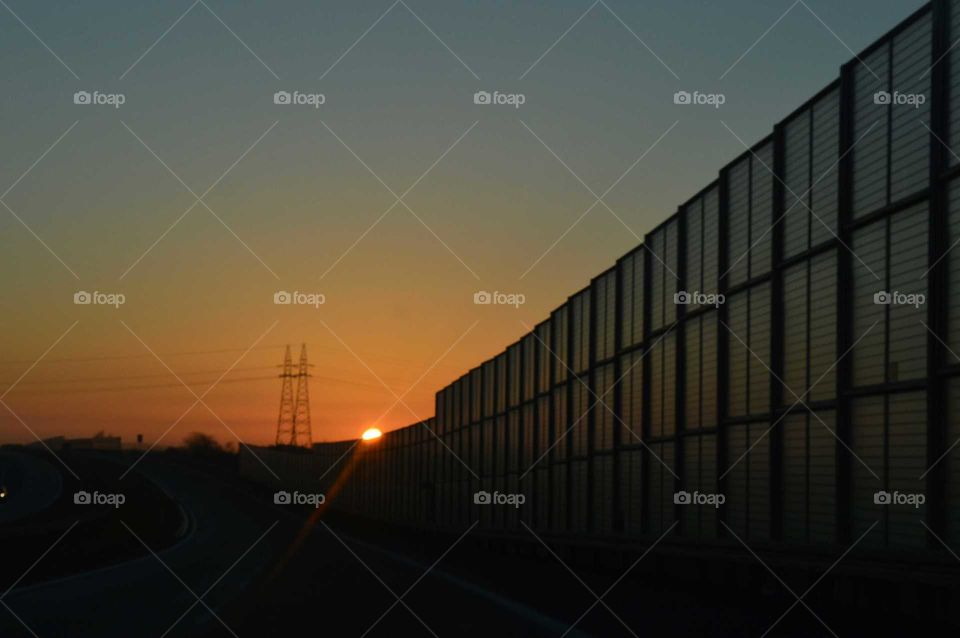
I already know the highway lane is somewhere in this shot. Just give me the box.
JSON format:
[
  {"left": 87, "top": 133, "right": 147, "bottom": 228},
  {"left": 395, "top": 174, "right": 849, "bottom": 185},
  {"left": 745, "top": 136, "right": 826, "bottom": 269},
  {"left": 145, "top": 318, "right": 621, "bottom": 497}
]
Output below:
[
  {"left": 9, "top": 454, "right": 914, "bottom": 637},
  {"left": 3, "top": 452, "right": 953, "bottom": 637},
  {"left": 0, "top": 457, "right": 595, "bottom": 637},
  {"left": 0, "top": 457, "right": 283, "bottom": 638},
  {"left": 0, "top": 451, "right": 865, "bottom": 638},
  {"left": 212, "top": 512, "right": 599, "bottom": 637},
  {"left": 0, "top": 450, "right": 62, "bottom": 524}
]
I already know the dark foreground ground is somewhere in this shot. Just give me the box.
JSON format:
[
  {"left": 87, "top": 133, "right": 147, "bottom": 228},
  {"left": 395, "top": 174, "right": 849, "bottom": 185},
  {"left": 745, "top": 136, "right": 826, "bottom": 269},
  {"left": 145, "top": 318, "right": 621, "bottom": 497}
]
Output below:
[
  {"left": 0, "top": 450, "right": 183, "bottom": 590},
  {"left": 0, "top": 451, "right": 955, "bottom": 637}
]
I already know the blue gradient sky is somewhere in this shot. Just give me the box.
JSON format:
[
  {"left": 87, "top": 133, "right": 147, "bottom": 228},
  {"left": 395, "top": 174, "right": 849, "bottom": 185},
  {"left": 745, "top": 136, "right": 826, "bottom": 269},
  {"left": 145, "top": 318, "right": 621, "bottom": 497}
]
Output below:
[{"left": 0, "top": 0, "right": 926, "bottom": 445}]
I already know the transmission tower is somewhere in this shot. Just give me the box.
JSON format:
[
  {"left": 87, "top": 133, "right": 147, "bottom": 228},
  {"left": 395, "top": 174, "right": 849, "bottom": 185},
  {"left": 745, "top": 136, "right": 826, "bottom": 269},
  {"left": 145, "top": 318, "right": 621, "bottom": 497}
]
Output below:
[
  {"left": 275, "top": 345, "right": 295, "bottom": 446},
  {"left": 275, "top": 344, "right": 313, "bottom": 447},
  {"left": 292, "top": 343, "right": 313, "bottom": 447}
]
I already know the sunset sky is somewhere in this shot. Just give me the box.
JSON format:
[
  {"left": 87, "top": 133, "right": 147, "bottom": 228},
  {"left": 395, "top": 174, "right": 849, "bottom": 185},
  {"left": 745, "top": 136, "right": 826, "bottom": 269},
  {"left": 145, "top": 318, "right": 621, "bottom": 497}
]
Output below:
[{"left": 0, "top": 0, "right": 924, "bottom": 446}]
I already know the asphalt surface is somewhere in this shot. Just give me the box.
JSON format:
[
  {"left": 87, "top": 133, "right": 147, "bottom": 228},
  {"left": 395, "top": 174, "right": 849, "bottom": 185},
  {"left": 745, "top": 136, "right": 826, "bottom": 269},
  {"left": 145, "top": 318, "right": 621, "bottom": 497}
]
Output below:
[
  {"left": 1, "top": 455, "right": 953, "bottom": 637},
  {"left": 0, "top": 457, "right": 281, "bottom": 638},
  {"left": 0, "top": 456, "right": 584, "bottom": 637},
  {"left": 0, "top": 450, "right": 62, "bottom": 523}
]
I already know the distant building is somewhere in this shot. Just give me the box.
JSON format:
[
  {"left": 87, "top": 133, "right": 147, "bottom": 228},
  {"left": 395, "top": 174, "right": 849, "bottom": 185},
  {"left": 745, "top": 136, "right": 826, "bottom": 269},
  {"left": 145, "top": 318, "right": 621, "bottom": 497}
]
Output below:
[{"left": 31, "top": 433, "right": 122, "bottom": 452}]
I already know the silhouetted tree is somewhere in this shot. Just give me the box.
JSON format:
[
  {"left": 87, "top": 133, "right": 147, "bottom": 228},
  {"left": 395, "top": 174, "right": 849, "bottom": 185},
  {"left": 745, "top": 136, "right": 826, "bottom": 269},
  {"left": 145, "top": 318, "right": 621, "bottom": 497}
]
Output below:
[{"left": 182, "top": 432, "right": 222, "bottom": 455}]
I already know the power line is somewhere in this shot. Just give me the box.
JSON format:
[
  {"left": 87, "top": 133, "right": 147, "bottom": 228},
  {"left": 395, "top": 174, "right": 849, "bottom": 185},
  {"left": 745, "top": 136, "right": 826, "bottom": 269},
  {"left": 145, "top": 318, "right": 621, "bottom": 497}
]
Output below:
[
  {"left": 1, "top": 375, "right": 278, "bottom": 396},
  {"left": 1, "top": 365, "right": 278, "bottom": 385},
  {"left": 1, "top": 372, "right": 396, "bottom": 396},
  {"left": 0, "top": 342, "right": 462, "bottom": 372},
  {"left": 0, "top": 344, "right": 289, "bottom": 366}
]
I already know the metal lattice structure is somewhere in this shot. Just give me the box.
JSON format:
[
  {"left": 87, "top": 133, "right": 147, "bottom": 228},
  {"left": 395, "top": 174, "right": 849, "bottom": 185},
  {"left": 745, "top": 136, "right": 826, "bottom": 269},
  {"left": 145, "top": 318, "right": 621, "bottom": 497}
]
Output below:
[
  {"left": 292, "top": 344, "right": 313, "bottom": 447},
  {"left": 275, "top": 344, "right": 313, "bottom": 447}
]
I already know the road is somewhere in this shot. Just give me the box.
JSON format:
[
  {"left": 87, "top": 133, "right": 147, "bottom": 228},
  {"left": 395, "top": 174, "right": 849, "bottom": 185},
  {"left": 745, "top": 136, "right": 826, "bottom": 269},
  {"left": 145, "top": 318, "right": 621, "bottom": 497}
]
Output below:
[
  {"left": 1, "top": 455, "right": 946, "bottom": 637},
  {"left": 0, "top": 456, "right": 283, "bottom": 637},
  {"left": 0, "top": 450, "right": 62, "bottom": 524},
  {"left": 0, "top": 456, "right": 590, "bottom": 637}
]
